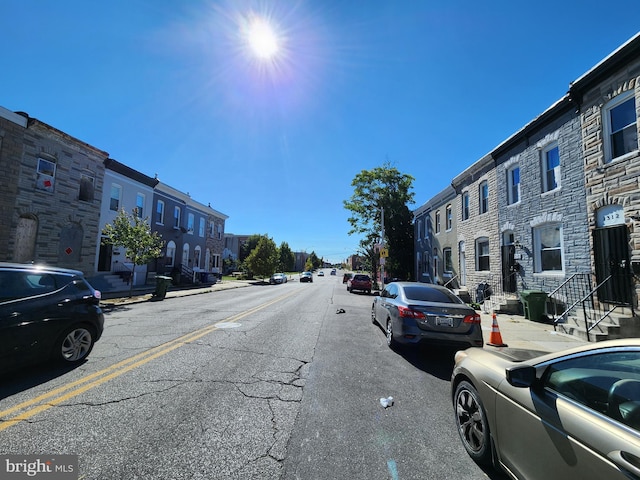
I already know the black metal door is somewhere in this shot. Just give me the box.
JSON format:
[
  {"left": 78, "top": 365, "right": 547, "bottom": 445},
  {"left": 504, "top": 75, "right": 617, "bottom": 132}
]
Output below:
[
  {"left": 593, "top": 225, "right": 631, "bottom": 304},
  {"left": 501, "top": 244, "right": 517, "bottom": 293}
]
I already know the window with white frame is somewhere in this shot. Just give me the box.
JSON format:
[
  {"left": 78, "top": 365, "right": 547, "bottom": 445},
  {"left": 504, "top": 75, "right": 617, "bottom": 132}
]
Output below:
[
  {"left": 135, "top": 193, "right": 145, "bottom": 218},
  {"left": 110, "top": 185, "right": 121, "bottom": 211},
  {"left": 36, "top": 157, "right": 56, "bottom": 193},
  {"left": 156, "top": 200, "right": 165, "bottom": 225},
  {"left": 534, "top": 223, "right": 563, "bottom": 273},
  {"left": 217, "top": 224, "right": 223, "bottom": 240},
  {"left": 446, "top": 204, "right": 452, "bottom": 230},
  {"left": 476, "top": 237, "right": 490, "bottom": 271},
  {"left": 541, "top": 144, "right": 561, "bottom": 193},
  {"left": 209, "top": 220, "right": 215, "bottom": 237},
  {"left": 462, "top": 192, "right": 470, "bottom": 220},
  {"left": 435, "top": 211, "right": 441, "bottom": 233},
  {"left": 187, "top": 213, "right": 195, "bottom": 234},
  {"left": 479, "top": 181, "right": 489, "bottom": 214},
  {"left": 173, "top": 206, "right": 181, "bottom": 229},
  {"left": 507, "top": 165, "right": 520, "bottom": 204},
  {"left": 604, "top": 92, "right": 638, "bottom": 162},
  {"left": 443, "top": 247, "right": 453, "bottom": 273},
  {"left": 199, "top": 217, "right": 205, "bottom": 237},
  {"left": 166, "top": 240, "right": 176, "bottom": 267}
]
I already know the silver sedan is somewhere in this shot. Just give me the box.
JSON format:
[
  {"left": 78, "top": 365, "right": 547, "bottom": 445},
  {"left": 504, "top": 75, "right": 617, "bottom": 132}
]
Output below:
[{"left": 371, "top": 282, "right": 483, "bottom": 350}]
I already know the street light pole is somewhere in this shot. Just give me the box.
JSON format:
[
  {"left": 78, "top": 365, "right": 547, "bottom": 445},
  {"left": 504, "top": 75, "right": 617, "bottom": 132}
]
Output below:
[{"left": 380, "top": 205, "right": 385, "bottom": 291}]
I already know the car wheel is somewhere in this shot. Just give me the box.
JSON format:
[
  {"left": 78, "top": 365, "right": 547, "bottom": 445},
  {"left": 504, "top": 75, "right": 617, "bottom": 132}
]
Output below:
[
  {"left": 386, "top": 319, "right": 399, "bottom": 350},
  {"left": 371, "top": 305, "right": 377, "bottom": 324},
  {"left": 453, "top": 381, "right": 492, "bottom": 465},
  {"left": 54, "top": 325, "right": 96, "bottom": 364}
]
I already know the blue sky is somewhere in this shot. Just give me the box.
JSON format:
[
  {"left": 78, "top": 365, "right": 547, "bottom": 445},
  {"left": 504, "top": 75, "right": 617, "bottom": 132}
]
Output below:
[{"left": 3, "top": 1, "right": 639, "bottom": 263}]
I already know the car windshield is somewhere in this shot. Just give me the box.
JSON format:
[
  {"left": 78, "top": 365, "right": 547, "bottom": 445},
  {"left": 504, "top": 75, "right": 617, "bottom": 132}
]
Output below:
[
  {"left": 354, "top": 275, "right": 370, "bottom": 281},
  {"left": 403, "top": 286, "right": 463, "bottom": 304}
]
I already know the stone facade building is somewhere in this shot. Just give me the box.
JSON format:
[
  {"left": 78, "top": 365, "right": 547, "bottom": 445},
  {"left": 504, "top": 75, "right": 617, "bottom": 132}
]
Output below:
[{"left": 0, "top": 108, "right": 108, "bottom": 274}]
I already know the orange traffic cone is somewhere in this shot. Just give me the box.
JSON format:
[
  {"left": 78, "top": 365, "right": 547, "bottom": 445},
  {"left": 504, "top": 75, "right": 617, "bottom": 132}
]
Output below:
[{"left": 487, "top": 312, "right": 508, "bottom": 347}]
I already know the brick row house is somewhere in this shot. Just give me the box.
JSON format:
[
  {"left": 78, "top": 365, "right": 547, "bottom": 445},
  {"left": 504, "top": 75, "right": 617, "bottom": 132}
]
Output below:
[
  {"left": 0, "top": 107, "right": 228, "bottom": 289},
  {"left": 414, "top": 32, "right": 640, "bottom": 340}
]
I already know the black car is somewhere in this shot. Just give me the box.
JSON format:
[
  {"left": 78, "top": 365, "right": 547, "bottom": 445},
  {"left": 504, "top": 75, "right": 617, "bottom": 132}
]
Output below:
[
  {"left": 300, "top": 272, "right": 313, "bottom": 283},
  {"left": 0, "top": 263, "right": 104, "bottom": 373}
]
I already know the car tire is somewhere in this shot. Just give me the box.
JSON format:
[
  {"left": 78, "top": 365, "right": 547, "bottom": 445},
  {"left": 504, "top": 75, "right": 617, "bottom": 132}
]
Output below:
[
  {"left": 371, "top": 305, "right": 377, "bottom": 324},
  {"left": 53, "top": 324, "right": 96, "bottom": 364},
  {"left": 386, "top": 318, "right": 400, "bottom": 350},
  {"left": 453, "top": 381, "right": 492, "bottom": 465}
]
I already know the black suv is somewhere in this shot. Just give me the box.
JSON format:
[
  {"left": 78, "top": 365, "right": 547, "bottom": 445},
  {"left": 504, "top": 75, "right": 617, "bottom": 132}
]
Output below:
[{"left": 0, "top": 263, "right": 104, "bottom": 373}]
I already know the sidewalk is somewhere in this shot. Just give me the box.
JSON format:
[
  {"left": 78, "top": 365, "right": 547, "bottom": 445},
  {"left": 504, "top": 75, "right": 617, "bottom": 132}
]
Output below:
[{"left": 479, "top": 310, "right": 588, "bottom": 353}]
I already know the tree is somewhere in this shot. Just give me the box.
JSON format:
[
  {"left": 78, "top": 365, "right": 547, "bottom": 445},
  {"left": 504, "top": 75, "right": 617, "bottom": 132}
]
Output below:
[
  {"left": 244, "top": 235, "right": 278, "bottom": 281},
  {"left": 278, "top": 242, "right": 295, "bottom": 272},
  {"left": 102, "top": 209, "right": 165, "bottom": 297},
  {"left": 344, "top": 162, "right": 415, "bottom": 281}
]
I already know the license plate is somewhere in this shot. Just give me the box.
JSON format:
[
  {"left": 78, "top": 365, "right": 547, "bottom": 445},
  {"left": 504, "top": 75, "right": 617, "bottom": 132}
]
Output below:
[{"left": 435, "top": 316, "right": 453, "bottom": 327}]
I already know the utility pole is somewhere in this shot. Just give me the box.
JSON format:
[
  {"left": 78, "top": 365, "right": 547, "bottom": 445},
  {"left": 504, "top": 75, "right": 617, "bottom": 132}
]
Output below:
[{"left": 380, "top": 205, "right": 385, "bottom": 291}]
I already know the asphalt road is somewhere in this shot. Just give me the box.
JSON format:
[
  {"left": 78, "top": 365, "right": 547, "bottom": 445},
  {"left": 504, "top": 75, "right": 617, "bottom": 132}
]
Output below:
[{"left": 0, "top": 273, "right": 501, "bottom": 479}]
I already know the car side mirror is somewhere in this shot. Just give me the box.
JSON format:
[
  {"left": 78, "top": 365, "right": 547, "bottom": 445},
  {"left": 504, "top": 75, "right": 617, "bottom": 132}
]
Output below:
[{"left": 506, "top": 365, "right": 537, "bottom": 388}]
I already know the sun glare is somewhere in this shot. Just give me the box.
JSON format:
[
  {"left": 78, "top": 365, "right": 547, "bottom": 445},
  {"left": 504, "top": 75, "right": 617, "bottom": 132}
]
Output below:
[{"left": 246, "top": 18, "right": 280, "bottom": 60}]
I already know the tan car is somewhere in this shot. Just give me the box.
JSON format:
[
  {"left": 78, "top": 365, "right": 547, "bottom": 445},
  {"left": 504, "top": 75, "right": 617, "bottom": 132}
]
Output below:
[{"left": 451, "top": 339, "right": 640, "bottom": 479}]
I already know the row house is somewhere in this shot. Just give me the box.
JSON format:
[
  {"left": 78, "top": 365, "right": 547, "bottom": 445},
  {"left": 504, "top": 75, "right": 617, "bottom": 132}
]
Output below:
[
  {"left": 153, "top": 182, "right": 227, "bottom": 283},
  {"left": 0, "top": 108, "right": 107, "bottom": 274},
  {"left": 415, "top": 32, "right": 640, "bottom": 338},
  {"left": 0, "top": 106, "right": 229, "bottom": 288}
]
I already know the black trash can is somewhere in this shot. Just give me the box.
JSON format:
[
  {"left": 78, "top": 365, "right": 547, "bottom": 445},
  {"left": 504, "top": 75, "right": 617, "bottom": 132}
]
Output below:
[{"left": 154, "top": 275, "right": 173, "bottom": 300}]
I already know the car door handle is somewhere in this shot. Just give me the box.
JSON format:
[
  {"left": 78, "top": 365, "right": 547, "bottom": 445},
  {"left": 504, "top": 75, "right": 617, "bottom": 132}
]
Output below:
[{"left": 608, "top": 450, "right": 640, "bottom": 478}]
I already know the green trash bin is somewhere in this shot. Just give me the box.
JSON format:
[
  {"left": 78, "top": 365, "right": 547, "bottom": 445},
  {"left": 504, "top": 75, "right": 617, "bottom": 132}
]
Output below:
[
  {"left": 519, "top": 290, "right": 548, "bottom": 322},
  {"left": 154, "top": 275, "right": 173, "bottom": 300}
]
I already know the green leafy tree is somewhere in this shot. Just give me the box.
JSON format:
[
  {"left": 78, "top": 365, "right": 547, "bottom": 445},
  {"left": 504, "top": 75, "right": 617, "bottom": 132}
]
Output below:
[
  {"left": 102, "top": 209, "right": 165, "bottom": 297},
  {"left": 278, "top": 242, "right": 295, "bottom": 272},
  {"left": 245, "top": 235, "right": 278, "bottom": 281},
  {"left": 344, "top": 162, "right": 415, "bottom": 281}
]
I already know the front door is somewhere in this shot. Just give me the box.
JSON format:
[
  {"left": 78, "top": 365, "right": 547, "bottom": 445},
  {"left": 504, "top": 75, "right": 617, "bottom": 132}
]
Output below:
[
  {"left": 501, "top": 244, "right": 517, "bottom": 293},
  {"left": 593, "top": 225, "right": 631, "bottom": 304}
]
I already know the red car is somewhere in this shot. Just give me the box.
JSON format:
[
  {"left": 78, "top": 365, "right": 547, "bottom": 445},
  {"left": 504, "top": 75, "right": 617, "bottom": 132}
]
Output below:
[{"left": 347, "top": 274, "right": 372, "bottom": 294}]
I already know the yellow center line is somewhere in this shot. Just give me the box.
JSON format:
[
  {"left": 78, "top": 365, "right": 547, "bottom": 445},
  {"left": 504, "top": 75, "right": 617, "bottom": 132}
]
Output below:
[{"left": 0, "top": 290, "right": 298, "bottom": 432}]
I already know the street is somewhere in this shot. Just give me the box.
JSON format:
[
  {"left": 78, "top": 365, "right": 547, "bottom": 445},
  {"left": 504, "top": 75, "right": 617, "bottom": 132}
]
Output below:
[{"left": 0, "top": 274, "right": 499, "bottom": 479}]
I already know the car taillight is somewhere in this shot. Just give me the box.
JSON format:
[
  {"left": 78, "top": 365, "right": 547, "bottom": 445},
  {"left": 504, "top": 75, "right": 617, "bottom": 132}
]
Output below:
[
  {"left": 397, "top": 306, "right": 426, "bottom": 320},
  {"left": 463, "top": 313, "right": 481, "bottom": 324}
]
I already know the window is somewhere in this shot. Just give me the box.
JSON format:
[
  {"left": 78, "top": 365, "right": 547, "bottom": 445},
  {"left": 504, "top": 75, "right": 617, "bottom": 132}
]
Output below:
[
  {"left": 36, "top": 158, "right": 56, "bottom": 193},
  {"left": 199, "top": 218, "right": 205, "bottom": 237},
  {"left": 476, "top": 238, "right": 490, "bottom": 271},
  {"left": 542, "top": 144, "right": 560, "bottom": 193},
  {"left": 462, "top": 192, "right": 469, "bottom": 220},
  {"left": 110, "top": 185, "right": 121, "bottom": 211},
  {"left": 446, "top": 204, "right": 452, "bottom": 230},
  {"left": 166, "top": 241, "right": 176, "bottom": 267},
  {"left": 479, "top": 181, "right": 489, "bottom": 214},
  {"left": 507, "top": 166, "right": 520, "bottom": 205},
  {"left": 187, "top": 213, "right": 195, "bottom": 234},
  {"left": 543, "top": 350, "right": 640, "bottom": 427},
  {"left": 156, "top": 200, "right": 165, "bottom": 225},
  {"left": 173, "top": 206, "right": 181, "bottom": 229},
  {"left": 209, "top": 221, "right": 215, "bottom": 237},
  {"left": 79, "top": 174, "right": 95, "bottom": 201},
  {"left": 435, "top": 211, "right": 441, "bottom": 233},
  {"left": 443, "top": 248, "right": 453, "bottom": 273},
  {"left": 135, "top": 193, "right": 145, "bottom": 218},
  {"left": 217, "top": 224, "right": 223, "bottom": 240},
  {"left": 534, "top": 224, "right": 563, "bottom": 272},
  {"left": 605, "top": 92, "right": 638, "bottom": 162}
]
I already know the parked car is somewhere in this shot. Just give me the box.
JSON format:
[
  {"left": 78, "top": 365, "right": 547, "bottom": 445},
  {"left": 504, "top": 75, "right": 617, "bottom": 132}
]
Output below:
[
  {"left": 300, "top": 272, "right": 313, "bottom": 283},
  {"left": 342, "top": 272, "right": 353, "bottom": 284},
  {"left": 371, "top": 282, "right": 482, "bottom": 350},
  {"left": 0, "top": 263, "right": 104, "bottom": 373},
  {"left": 347, "top": 274, "right": 372, "bottom": 294},
  {"left": 269, "top": 273, "right": 287, "bottom": 284},
  {"left": 451, "top": 339, "right": 640, "bottom": 480},
  {"left": 331, "top": 269, "right": 337, "bottom": 275}
]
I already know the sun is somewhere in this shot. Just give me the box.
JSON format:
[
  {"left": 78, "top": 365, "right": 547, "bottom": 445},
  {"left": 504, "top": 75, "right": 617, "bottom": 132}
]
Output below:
[{"left": 246, "top": 17, "right": 280, "bottom": 61}]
